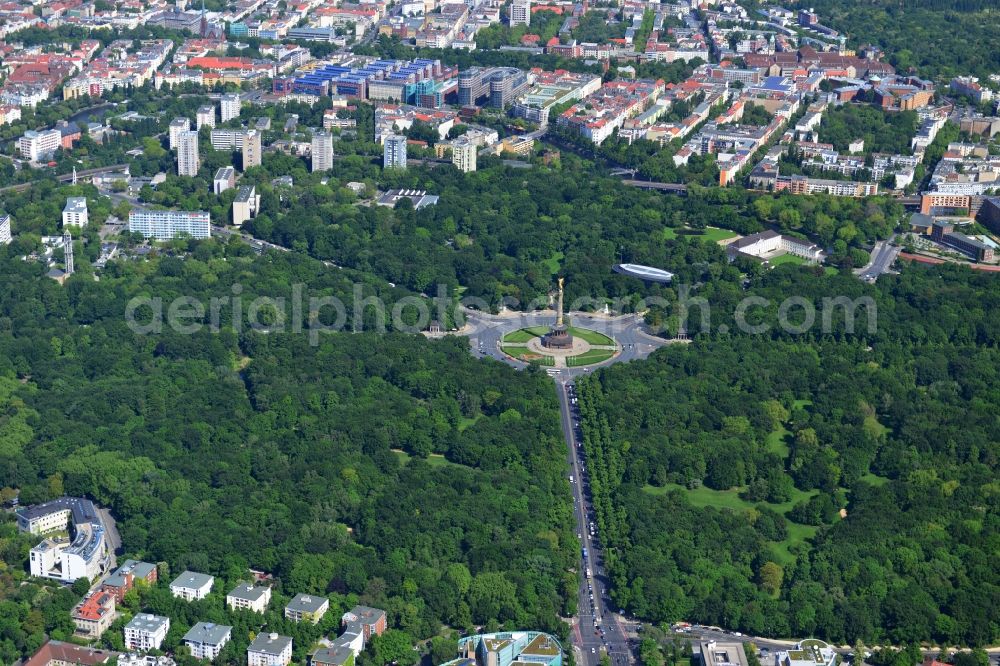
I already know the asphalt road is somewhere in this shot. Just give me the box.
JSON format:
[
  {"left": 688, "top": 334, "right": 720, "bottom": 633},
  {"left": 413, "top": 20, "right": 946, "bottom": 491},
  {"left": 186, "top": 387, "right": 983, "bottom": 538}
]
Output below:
[
  {"left": 558, "top": 381, "right": 633, "bottom": 666},
  {"left": 857, "top": 240, "right": 901, "bottom": 282}
]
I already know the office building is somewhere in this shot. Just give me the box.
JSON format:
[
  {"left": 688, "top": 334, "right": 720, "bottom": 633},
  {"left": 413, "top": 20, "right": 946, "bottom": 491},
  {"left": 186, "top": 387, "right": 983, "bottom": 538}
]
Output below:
[
  {"left": 129, "top": 209, "right": 211, "bottom": 241},
  {"left": 456, "top": 632, "right": 562, "bottom": 666},
  {"left": 0, "top": 215, "right": 10, "bottom": 245},
  {"left": 772, "top": 641, "right": 838, "bottom": 666},
  {"left": 510, "top": 0, "right": 530, "bottom": 26},
  {"left": 248, "top": 633, "right": 292, "bottom": 666},
  {"left": 311, "top": 131, "right": 334, "bottom": 172},
  {"left": 242, "top": 130, "right": 262, "bottom": 169},
  {"left": 196, "top": 105, "right": 216, "bottom": 130},
  {"left": 226, "top": 582, "right": 271, "bottom": 613},
  {"left": 699, "top": 642, "right": 749, "bottom": 666},
  {"left": 177, "top": 131, "right": 200, "bottom": 177},
  {"left": 62, "top": 198, "right": 88, "bottom": 227},
  {"left": 458, "top": 68, "right": 529, "bottom": 108},
  {"left": 183, "top": 622, "right": 232, "bottom": 660},
  {"left": 232, "top": 186, "right": 260, "bottom": 226},
  {"left": 124, "top": 614, "right": 170, "bottom": 652},
  {"left": 930, "top": 219, "right": 994, "bottom": 261},
  {"left": 169, "top": 117, "right": 190, "bottom": 149},
  {"left": 452, "top": 141, "right": 477, "bottom": 173},
  {"left": 383, "top": 134, "right": 407, "bottom": 169},
  {"left": 22, "top": 497, "right": 108, "bottom": 583},
  {"left": 18, "top": 129, "right": 61, "bottom": 161},
  {"left": 220, "top": 93, "right": 241, "bottom": 122},
  {"left": 285, "top": 594, "right": 330, "bottom": 624},
  {"left": 214, "top": 166, "right": 236, "bottom": 194}
]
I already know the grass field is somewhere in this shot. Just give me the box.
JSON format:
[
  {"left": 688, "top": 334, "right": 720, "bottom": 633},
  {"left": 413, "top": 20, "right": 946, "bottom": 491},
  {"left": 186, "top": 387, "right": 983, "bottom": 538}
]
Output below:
[
  {"left": 702, "top": 226, "right": 739, "bottom": 242},
  {"left": 544, "top": 251, "right": 564, "bottom": 275},
  {"left": 393, "top": 449, "right": 465, "bottom": 468},
  {"left": 503, "top": 346, "right": 555, "bottom": 366},
  {"left": 662, "top": 226, "right": 738, "bottom": 243},
  {"left": 769, "top": 253, "right": 808, "bottom": 266},
  {"left": 566, "top": 326, "right": 615, "bottom": 346},
  {"left": 860, "top": 472, "right": 891, "bottom": 486},
  {"left": 503, "top": 329, "right": 540, "bottom": 344},
  {"left": 567, "top": 349, "right": 616, "bottom": 367},
  {"left": 504, "top": 326, "right": 615, "bottom": 347}
]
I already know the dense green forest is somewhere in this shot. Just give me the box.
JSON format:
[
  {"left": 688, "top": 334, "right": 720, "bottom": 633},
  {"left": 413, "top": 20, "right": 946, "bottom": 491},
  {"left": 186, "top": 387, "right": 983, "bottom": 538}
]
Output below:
[
  {"left": 575, "top": 264, "right": 1000, "bottom": 646},
  {"left": 798, "top": 0, "right": 1000, "bottom": 79},
  {"left": 816, "top": 106, "right": 918, "bottom": 156},
  {"left": 0, "top": 245, "right": 576, "bottom": 663}
]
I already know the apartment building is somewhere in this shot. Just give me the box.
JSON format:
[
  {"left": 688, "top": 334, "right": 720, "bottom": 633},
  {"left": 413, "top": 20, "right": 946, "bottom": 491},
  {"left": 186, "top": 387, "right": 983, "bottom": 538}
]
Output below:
[
  {"left": 18, "top": 129, "right": 61, "bottom": 161},
  {"left": 183, "top": 622, "right": 232, "bottom": 660},
  {"left": 285, "top": 594, "right": 330, "bottom": 624},
  {"left": 242, "top": 129, "right": 262, "bottom": 169},
  {"left": 0, "top": 215, "right": 10, "bottom": 245},
  {"left": 124, "top": 614, "right": 170, "bottom": 652},
  {"left": 383, "top": 134, "right": 407, "bottom": 169},
  {"left": 25, "top": 641, "right": 114, "bottom": 666},
  {"left": 62, "top": 198, "right": 88, "bottom": 227},
  {"left": 452, "top": 140, "right": 477, "bottom": 173},
  {"left": 169, "top": 117, "right": 191, "bottom": 150},
  {"left": 170, "top": 570, "right": 216, "bottom": 599},
  {"left": 341, "top": 606, "right": 387, "bottom": 643},
  {"left": 210, "top": 128, "right": 246, "bottom": 150},
  {"left": 312, "top": 131, "right": 334, "bottom": 172},
  {"left": 72, "top": 591, "right": 117, "bottom": 639},
  {"left": 196, "top": 105, "right": 216, "bottom": 129},
  {"left": 232, "top": 185, "right": 261, "bottom": 226},
  {"left": 214, "top": 166, "right": 236, "bottom": 194},
  {"left": 248, "top": 633, "right": 293, "bottom": 666},
  {"left": 221, "top": 93, "right": 241, "bottom": 122},
  {"left": 226, "top": 582, "right": 271, "bottom": 613},
  {"left": 510, "top": 0, "right": 530, "bottom": 26},
  {"left": 177, "top": 130, "right": 200, "bottom": 177},
  {"left": 101, "top": 559, "right": 158, "bottom": 603}
]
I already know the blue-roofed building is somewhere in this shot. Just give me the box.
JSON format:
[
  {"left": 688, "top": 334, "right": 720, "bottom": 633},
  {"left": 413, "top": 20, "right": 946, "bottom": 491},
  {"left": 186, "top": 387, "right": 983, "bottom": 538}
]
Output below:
[{"left": 751, "top": 76, "right": 796, "bottom": 94}]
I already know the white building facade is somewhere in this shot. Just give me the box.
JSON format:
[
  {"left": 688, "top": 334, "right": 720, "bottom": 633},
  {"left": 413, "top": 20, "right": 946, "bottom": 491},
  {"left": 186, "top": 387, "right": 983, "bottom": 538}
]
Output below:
[{"left": 125, "top": 614, "right": 171, "bottom": 652}]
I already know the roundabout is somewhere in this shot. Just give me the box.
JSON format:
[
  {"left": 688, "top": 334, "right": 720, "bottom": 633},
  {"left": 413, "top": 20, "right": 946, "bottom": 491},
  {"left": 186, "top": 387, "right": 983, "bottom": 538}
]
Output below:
[{"left": 500, "top": 325, "right": 619, "bottom": 368}]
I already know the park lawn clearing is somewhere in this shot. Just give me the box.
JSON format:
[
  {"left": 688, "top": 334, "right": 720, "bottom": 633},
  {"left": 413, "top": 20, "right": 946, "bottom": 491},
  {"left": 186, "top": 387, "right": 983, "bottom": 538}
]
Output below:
[
  {"left": 771, "top": 522, "right": 818, "bottom": 566},
  {"left": 566, "top": 326, "right": 615, "bottom": 346},
  {"left": 860, "top": 472, "right": 891, "bottom": 486},
  {"left": 662, "top": 226, "right": 737, "bottom": 243},
  {"left": 567, "top": 349, "right": 616, "bottom": 366},
  {"left": 701, "top": 226, "right": 739, "bottom": 242},
  {"left": 393, "top": 449, "right": 466, "bottom": 468},
  {"left": 544, "top": 251, "right": 564, "bottom": 275}
]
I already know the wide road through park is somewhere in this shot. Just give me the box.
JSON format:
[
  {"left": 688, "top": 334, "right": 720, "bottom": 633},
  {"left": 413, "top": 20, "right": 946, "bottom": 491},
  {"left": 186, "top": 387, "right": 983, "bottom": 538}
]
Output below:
[{"left": 557, "top": 380, "right": 633, "bottom": 666}]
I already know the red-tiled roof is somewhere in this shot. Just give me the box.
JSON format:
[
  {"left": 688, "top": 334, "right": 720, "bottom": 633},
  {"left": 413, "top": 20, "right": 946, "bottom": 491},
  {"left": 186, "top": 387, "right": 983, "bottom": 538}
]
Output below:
[{"left": 26, "top": 642, "right": 114, "bottom": 666}]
